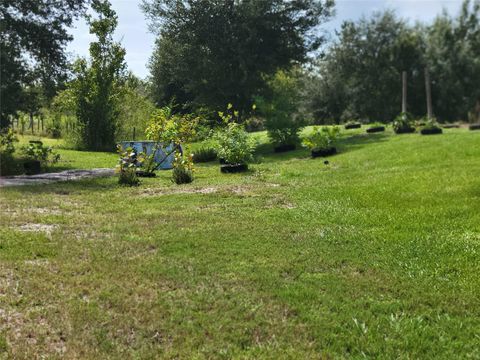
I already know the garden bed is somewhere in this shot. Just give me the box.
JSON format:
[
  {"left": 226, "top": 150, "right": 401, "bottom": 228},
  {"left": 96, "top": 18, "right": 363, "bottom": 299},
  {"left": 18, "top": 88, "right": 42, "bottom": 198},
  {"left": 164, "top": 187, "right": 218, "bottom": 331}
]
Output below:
[
  {"left": 345, "top": 123, "right": 361, "bottom": 129},
  {"left": 469, "top": 124, "right": 480, "bottom": 131},
  {"left": 394, "top": 127, "right": 416, "bottom": 134}
]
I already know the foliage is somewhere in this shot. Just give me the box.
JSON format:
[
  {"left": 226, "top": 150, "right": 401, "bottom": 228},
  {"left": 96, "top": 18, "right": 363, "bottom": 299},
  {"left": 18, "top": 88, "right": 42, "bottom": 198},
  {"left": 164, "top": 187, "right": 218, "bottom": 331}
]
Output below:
[
  {"left": 21, "top": 142, "right": 60, "bottom": 167},
  {"left": 0, "top": 128, "right": 18, "bottom": 155},
  {"left": 302, "top": 126, "right": 340, "bottom": 151},
  {"left": 0, "top": 0, "right": 87, "bottom": 128},
  {"left": 392, "top": 112, "right": 415, "bottom": 133},
  {"left": 213, "top": 105, "right": 256, "bottom": 165},
  {"left": 143, "top": 0, "right": 334, "bottom": 114},
  {"left": 192, "top": 146, "right": 217, "bottom": 163},
  {"left": 145, "top": 106, "right": 199, "bottom": 146},
  {"left": 304, "top": 1, "right": 480, "bottom": 123},
  {"left": 255, "top": 70, "right": 305, "bottom": 147},
  {"left": 0, "top": 129, "right": 19, "bottom": 175},
  {"left": 116, "top": 145, "right": 140, "bottom": 186},
  {"left": 69, "top": 0, "right": 126, "bottom": 151},
  {"left": 115, "top": 74, "right": 156, "bottom": 141},
  {"left": 172, "top": 150, "right": 194, "bottom": 184}
]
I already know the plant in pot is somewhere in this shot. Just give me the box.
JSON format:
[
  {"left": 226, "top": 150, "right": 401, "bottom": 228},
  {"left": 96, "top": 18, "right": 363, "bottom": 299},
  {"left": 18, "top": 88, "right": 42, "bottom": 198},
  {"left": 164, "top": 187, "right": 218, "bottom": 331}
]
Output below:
[
  {"left": 116, "top": 145, "right": 140, "bottom": 186},
  {"left": 420, "top": 117, "right": 443, "bottom": 135},
  {"left": 21, "top": 141, "right": 60, "bottom": 175},
  {"left": 213, "top": 105, "right": 256, "bottom": 173},
  {"left": 392, "top": 112, "right": 415, "bottom": 134},
  {"left": 366, "top": 122, "right": 386, "bottom": 133},
  {"left": 172, "top": 151, "right": 195, "bottom": 184},
  {"left": 302, "top": 126, "right": 340, "bottom": 158},
  {"left": 255, "top": 70, "right": 304, "bottom": 152}
]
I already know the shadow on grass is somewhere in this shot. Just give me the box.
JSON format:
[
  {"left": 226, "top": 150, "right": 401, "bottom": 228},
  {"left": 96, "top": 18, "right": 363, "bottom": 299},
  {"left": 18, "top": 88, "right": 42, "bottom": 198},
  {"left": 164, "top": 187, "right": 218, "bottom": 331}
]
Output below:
[
  {"left": 337, "top": 132, "right": 390, "bottom": 154},
  {"left": 3, "top": 176, "right": 120, "bottom": 194}
]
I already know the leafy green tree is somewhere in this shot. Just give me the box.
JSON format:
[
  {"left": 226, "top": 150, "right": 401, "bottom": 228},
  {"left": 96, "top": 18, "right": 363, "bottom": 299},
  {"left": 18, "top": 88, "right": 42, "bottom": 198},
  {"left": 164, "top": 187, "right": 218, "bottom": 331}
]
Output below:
[
  {"left": 306, "top": 11, "right": 425, "bottom": 123},
  {"left": 143, "top": 0, "right": 334, "bottom": 115},
  {"left": 425, "top": 0, "right": 480, "bottom": 122},
  {"left": 0, "top": 0, "right": 88, "bottom": 128},
  {"left": 69, "top": 0, "right": 126, "bottom": 150},
  {"left": 255, "top": 69, "right": 306, "bottom": 148}
]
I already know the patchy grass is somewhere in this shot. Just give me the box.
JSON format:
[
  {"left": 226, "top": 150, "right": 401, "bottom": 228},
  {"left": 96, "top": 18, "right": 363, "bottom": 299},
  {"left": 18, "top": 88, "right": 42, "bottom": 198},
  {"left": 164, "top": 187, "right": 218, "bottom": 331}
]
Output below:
[{"left": 1, "top": 128, "right": 480, "bottom": 358}]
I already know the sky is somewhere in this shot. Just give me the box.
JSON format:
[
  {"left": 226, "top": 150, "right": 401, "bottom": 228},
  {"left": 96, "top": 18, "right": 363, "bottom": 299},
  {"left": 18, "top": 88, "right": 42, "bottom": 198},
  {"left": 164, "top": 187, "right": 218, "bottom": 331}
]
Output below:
[{"left": 66, "top": 0, "right": 464, "bottom": 79}]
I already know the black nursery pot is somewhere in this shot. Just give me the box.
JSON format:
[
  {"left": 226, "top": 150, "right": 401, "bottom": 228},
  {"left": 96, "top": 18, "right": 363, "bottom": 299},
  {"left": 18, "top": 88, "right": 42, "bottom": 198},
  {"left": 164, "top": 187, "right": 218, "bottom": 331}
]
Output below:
[
  {"left": 24, "top": 160, "right": 41, "bottom": 175},
  {"left": 345, "top": 123, "right": 361, "bottom": 129},
  {"left": 136, "top": 170, "right": 156, "bottom": 177},
  {"left": 220, "top": 163, "right": 248, "bottom": 173},
  {"left": 394, "top": 127, "right": 416, "bottom": 134},
  {"left": 421, "top": 127, "right": 443, "bottom": 135},
  {"left": 274, "top": 144, "right": 296, "bottom": 153},
  {"left": 366, "top": 126, "right": 385, "bottom": 133},
  {"left": 469, "top": 124, "right": 480, "bottom": 131},
  {"left": 311, "top": 147, "right": 337, "bottom": 158}
]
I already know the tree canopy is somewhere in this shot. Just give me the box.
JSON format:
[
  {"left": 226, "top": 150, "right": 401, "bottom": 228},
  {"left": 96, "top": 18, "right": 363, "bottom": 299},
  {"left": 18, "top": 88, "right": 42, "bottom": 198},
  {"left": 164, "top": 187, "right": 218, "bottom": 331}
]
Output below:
[
  {"left": 142, "top": 0, "right": 334, "bottom": 115},
  {"left": 0, "top": 0, "right": 88, "bottom": 128}
]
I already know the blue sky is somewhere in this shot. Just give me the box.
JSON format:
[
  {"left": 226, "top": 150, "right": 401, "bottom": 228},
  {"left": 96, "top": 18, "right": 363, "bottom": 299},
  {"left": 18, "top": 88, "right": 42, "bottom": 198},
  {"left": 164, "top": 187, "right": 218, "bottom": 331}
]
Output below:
[{"left": 66, "top": 0, "right": 464, "bottom": 79}]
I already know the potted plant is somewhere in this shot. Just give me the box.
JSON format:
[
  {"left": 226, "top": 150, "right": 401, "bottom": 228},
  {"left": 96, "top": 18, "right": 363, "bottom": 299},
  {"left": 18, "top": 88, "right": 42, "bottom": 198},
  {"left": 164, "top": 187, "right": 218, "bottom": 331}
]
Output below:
[
  {"left": 302, "top": 126, "right": 340, "bottom": 158},
  {"left": 213, "top": 105, "right": 256, "bottom": 173},
  {"left": 420, "top": 118, "right": 443, "bottom": 135},
  {"left": 21, "top": 141, "right": 60, "bottom": 175},
  {"left": 172, "top": 151, "right": 195, "bottom": 184},
  {"left": 366, "top": 122, "right": 386, "bottom": 133},
  {"left": 392, "top": 112, "right": 415, "bottom": 134},
  {"left": 116, "top": 145, "right": 140, "bottom": 186}
]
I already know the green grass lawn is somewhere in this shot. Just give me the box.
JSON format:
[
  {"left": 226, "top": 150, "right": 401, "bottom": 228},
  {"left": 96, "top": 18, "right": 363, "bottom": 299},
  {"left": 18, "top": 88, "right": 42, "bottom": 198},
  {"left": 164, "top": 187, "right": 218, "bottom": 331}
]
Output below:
[{"left": 1, "top": 128, "right": 479, "bottom": 358}]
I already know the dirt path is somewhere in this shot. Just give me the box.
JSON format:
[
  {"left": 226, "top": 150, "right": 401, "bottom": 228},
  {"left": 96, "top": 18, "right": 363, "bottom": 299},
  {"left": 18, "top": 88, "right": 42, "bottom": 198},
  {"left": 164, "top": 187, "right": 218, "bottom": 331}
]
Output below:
[{"left": 0, "top": 168, "right": 115, "bottom": 187}]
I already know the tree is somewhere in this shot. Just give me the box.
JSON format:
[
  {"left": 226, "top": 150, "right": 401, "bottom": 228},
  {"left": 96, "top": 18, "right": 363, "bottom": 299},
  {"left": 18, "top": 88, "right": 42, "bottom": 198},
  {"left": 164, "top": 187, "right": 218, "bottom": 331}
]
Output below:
[
  {"left": 255, "top": 69, "right": 306, "bottom": 149},
  {"left": 0, "top": 0, "right": 88, "bottom": 128},
  {"left": 143, "top": 0, "right": 334, "bottom": 115},
  {"left": 425, "top": 0, "right": 480, "bottom": 122},
  {"left": 69, "top": 0, "right": 126, "bottom": 151}
]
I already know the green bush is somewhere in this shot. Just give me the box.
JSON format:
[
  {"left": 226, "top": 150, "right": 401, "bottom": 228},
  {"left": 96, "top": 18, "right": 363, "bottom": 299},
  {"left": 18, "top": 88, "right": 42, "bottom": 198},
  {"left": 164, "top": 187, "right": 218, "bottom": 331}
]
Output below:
[
  {"left": 172, "top": 151, "right": 194, "bottom": 184},
  {"left": 213, "top": 106, "right": 256, "bottom": 165},
  {"left": 393, "top": 112, "right": 415, "bottom": 134},
  {"left": 193, "top": 146, "right": 217, "bottom": 163},
  {"left": 255, "top": 70, "right": 304, "bottom": 148},
  {"left": 21, "top": 141, "right": 60, "bottom": 168},
  {"left": 302, "top": 126, "right": 340, "bottom": 151},
  {"left": 0, "top": 128, "right": 18, "bottom": 175},
  {"left": 116, "top": 145, "right": 140, "bottom": 186}
]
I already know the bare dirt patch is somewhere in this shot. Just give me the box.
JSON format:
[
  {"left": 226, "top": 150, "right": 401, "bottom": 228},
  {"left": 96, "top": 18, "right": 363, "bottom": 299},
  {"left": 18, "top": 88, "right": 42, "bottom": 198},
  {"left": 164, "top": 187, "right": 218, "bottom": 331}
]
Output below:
[{"left": 17, "top": 223, "right": 58, "bottom": 234}]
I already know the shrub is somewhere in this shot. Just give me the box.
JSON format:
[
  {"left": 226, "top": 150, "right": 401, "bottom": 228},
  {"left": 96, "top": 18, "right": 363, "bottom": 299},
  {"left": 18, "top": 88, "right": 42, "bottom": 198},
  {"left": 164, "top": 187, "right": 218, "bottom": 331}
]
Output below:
[
  {"left": 0, "top": 128, "right": 18, "bottom": 175},
  {"left": 213, "top": 105, "right": 256, "bottom": 165},
  {"left": 21, "top": 141, "right": 60, "bottom": 168},
  {"left": 116, "top": 145, "right": 140, "bottom": 186},
  {"left": 193, "top": 146, "right": 217, "bottom": 163},
  {"left": 393, "top": 112, "right": 415, "bottom": 134},
  {"left": 302, "top": 126, "right": 341, "bottom": 151},
  {"left": 172, "top": 151, "right": 194, "bottom": 184},
  {"left": 255, "top": 70, "right": 304, "bottom": 148}
]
